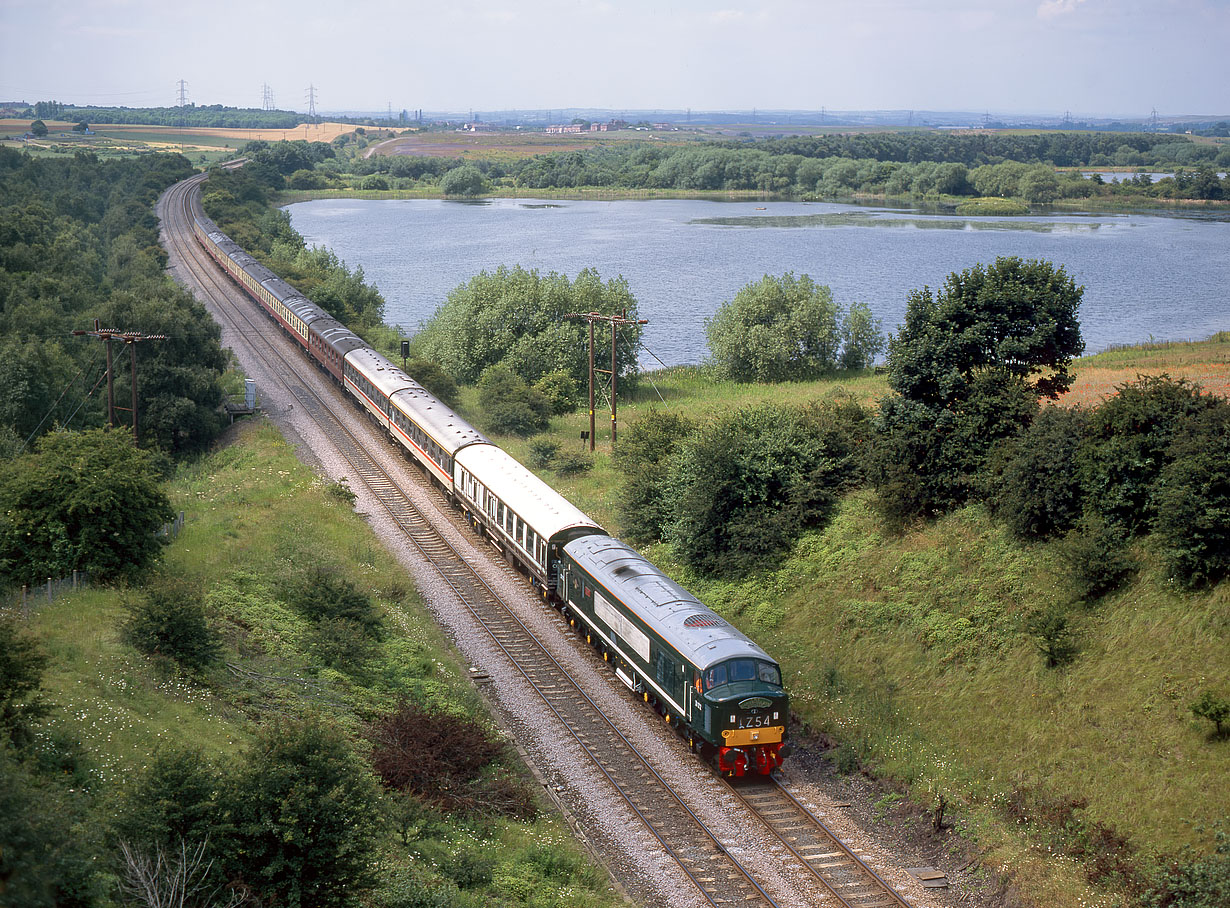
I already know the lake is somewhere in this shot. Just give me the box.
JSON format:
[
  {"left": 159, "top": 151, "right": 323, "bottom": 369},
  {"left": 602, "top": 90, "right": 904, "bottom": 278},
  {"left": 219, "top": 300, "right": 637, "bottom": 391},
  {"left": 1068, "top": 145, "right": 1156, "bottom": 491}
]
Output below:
[{"left": 287, "top": 198, "right": 1230, "bottom": 368}]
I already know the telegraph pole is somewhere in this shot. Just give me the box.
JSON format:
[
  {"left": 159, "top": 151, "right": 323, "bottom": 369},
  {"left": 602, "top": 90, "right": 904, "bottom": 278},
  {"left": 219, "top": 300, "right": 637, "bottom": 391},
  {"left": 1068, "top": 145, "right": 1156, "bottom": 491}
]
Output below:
[
  {"left": 72, "top": 320, "right": 166, "bottom": 443},
  {"left": 564, "top": 311, "right": 647, "bottom": 451}
]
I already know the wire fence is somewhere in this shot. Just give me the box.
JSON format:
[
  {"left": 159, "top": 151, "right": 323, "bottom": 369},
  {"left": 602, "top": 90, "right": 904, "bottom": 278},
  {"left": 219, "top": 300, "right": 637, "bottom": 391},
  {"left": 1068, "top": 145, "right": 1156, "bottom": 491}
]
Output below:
[{"left": 1, "top": 511, "right": 184, "bottom": 616}]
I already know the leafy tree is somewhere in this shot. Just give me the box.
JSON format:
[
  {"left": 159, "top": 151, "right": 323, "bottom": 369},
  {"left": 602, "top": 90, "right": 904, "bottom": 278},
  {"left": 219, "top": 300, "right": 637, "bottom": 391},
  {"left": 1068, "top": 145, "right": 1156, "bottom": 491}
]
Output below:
[
  {"left": 871, "top": 257, "right": 1083, "bottom": 522},
  {"left": 0, "top": 748, "right": 105, "bottom": 908},
  {"left": 1153, "top": 405, "right": 1230, "bottom": 588},
  {"left": 30, "top": 119, "right": 48, "bottom": 137},
  {"left": 839, "top": 301, "right": 885, "bottom": 370},
  {"left": 411, "top": 265, "right": 641, "bottom": 389},
  {"left": 888, "top": 257, "right": 1084, "bottom": 408},
  {"left": 72, "top": 121, "right": 88, "bottom": 133},
  {"left": 1063, "top": 514, "right": 1135, "bottom": 601},
  {"left": 0, "top": 429, "right": 175, "bottom": 587},
  {"left": 1190, "top": 691, "right": 1230, "bottom": 738},
  {"left": 478, "top": 365, "right": 550, "bottom": 436},
  {"left": 705, "top": 273, "right": 842, "bottom": 382},
  {"left": 663, "top": 400, "right": 866, "bottom": 576},
  {"left": 111, "top": 746, "right": 223, "bottom": 855},
  {"left": 533, "top": 370, "right": 579, "bottom": 415},
  {"left": 219, "top": 716, "right": 381, "bottom": 908},
  {"left": 439, "top": 164, "right": 489, "bottom": 197},
  {"left": 122, "top": 576, "right": 222, "bottom": 671}
]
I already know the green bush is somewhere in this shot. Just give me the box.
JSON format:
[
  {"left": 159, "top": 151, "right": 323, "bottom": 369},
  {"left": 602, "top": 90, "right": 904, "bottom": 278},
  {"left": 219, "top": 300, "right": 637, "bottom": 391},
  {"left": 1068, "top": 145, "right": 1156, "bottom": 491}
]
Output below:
[
  {"left": 552, "top": 450, "right": 593, "bottom": 477},
  {"left": 284, "top": 566, "right": 384, "bottom": 640},
  {"left": 1063, "top": 514, "right": 1135, "bottom": 602},
  {"left": 664, "top": 400, "right": 866, "bottom": 576},
  {"left": 992, "top": 405, "right": 1090, "bottom": 539},
  {"left": 1143, "top": 830, "right": 1230, "bottom": 908},
  {"left": 122, "top": 577, "right": 222, "bottom": 671},
  {"left": 527, "top": 437, "right": 560, "bottom": 469},
  {"left": 614, "top": 409, "right": 697, "bottom": 545},
  {"left": 1153, "top": 405, "right": 1230, "bottom": 588},
  {"left": 0, "top": 615, "right": 50, "bottom": 749},
  {"left": 533, "top": 370, "right": 579, "bottom": 415},
  {"left": 478, "top": 366, "right": 550, "bottom": 437},
  {"left": 404, "top": 358, "right": 458, "bottom": 407},
  {"left": 1081, "top": 374, "right": 1222, "bottom": 536},
  {"left": 1025, "top": 607, "right": 1079, "bottom": 668},
  {"left": 1190, "top": 690, "right": 1230, "bottom": 738}
]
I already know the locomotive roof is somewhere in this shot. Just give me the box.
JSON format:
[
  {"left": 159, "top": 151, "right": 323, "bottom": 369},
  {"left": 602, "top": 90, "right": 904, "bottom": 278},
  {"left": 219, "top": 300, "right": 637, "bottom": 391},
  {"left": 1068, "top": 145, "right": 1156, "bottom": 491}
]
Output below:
[
  {"left": 389, "top": 384, "right": 489, "bottom": 456},
  {"left": 562, "top": 534, "right": 776, "bottom": 672},
  {"left": 454, "top": 445, "right": 601, "bottom": 546},
  {"left": 343, "top": 346, "right": 421, "bottom": 399}
]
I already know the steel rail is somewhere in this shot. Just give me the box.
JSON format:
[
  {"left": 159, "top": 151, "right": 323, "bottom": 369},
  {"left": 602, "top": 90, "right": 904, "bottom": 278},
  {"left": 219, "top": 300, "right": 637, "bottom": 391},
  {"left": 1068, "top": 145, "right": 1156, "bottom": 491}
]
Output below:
[{"left": 161, "top": 173, "right": 779, "bottom": 908}]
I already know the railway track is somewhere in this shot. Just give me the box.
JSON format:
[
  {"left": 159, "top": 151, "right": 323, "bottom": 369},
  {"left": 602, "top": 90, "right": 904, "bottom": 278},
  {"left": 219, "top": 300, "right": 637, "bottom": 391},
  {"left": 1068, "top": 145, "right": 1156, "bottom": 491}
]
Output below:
[
  {"left": 161, "top": 174, "right": 780, "bottom": 908},
  {"left": 161, "top": 172, "right": 916, "bottom": 908}
]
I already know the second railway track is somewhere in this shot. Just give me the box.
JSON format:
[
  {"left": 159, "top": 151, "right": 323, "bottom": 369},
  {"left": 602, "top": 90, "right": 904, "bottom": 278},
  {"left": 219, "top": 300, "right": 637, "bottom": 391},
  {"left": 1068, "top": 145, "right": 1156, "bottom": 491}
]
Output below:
[{"left": 159, "top": 171, "right": 917, "bottom": 908}]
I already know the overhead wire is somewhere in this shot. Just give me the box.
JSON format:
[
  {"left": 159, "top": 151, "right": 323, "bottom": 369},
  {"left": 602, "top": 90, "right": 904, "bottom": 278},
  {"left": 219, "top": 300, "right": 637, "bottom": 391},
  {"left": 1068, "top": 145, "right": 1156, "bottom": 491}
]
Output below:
[{"left": 21, "top": 348, "right": 103, "bottom": 450}]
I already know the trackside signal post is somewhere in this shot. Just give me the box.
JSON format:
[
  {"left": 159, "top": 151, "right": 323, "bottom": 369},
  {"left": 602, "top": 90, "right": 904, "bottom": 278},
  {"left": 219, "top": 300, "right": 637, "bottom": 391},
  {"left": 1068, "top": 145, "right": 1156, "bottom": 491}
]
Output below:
[
  {"left": 564, "top": 310, "right": 647, "bottom": 451},
  {"left": 72, "top": 320, "right": 166, "bottom": 444}
]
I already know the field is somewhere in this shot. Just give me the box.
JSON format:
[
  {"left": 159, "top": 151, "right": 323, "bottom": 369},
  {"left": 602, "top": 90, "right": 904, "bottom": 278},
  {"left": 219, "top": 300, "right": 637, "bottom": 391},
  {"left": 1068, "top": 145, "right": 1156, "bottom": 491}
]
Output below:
[
  {"left": 364, "top": 126, "right": 711, "bottom": 162},
  {"left": 0, "top": 118, "right": 355, "bottom": 163}
]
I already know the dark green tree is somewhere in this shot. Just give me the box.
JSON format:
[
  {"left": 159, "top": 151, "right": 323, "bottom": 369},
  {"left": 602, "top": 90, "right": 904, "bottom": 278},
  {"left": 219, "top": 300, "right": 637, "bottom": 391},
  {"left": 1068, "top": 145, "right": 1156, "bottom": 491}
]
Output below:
[
  {"left": 0, "top": 615, "right": 50, "bottom": 749},
  {"left": 30, "top": 119, "right": 48, "bottom": 137},
  {"left": 0, "top": 429, "right": 175, "bottom": 586},
  {"left": 871, "top": 257, "right": 1083, "bottom": 522},
  {"left": 439, "top": 164, "right": 489, "bottom": 197},
  {"left": 992, "top": 404, "right": 1090, "bottom": 539},
  {"left": 888, "top": 257, "right": 1084, "bottom": 408},
  {"left": 1081, "top": 375, "right": 1224, "bottom": 536},
  {"left": 219, "top": 716, "right": 381, "bottom": 908},
  {"left": 1190, "top": 691, "right": 1230, "bottom": 738},
  {"left": 403, "top": 357, "right": 458, "bottom": 407}
]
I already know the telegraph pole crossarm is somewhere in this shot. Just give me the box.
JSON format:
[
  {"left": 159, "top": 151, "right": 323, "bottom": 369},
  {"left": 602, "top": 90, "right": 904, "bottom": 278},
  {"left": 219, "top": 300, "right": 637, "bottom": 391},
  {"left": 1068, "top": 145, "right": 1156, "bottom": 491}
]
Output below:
[
  {"left": 72, "top": 320, "right": 166, "bottom": 443},
  {"left": 563, "top": 310, "right": 647, "bottom": 451}
]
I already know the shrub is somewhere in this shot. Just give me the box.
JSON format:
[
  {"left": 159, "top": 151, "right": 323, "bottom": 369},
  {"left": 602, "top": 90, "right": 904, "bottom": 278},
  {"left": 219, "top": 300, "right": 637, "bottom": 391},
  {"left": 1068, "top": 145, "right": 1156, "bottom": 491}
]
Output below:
[
  {"left": 122, "top": 577, "right": 222, "bottom": 671},
  {"left": 284, "top": 567, "right": 383, "bottom": 640},
  {"left": 1143, "top": 830, "right": 1230, "bottom": 908},
  {"left": 664, "top": 400, "right": 865, "bottom": 576},
  {"left": 526, "top": 437, "right": 559, "bottom": 469},
  {"left": 1025, "top": 607, "right": 1079, "bottom": 668},
  {"left": 360, "top": 175, "right": 389, "bottom": 191},
  {"left": 0, "top": 615, "right": 50, "bottom": 749},
  {"left": 219, "top": 716, "right": 382, "bottom": 908},
  {"left": 1190, "top": 691, "right": 1230, "bottom": 738},
  {"left": 478, "top": 366, "right": 550, "bottom": 436},
  {"left": 110, "top": 746, "right": 222, "bottom": 855},
  {"left": 1153, "top": 406, "right": 1230, "bottom": 588},
  {"left": 1081, "top": 374, "right": 1222, "bottom": 535},
  {"left": 992, "top": 405, "right": 1090, "bottom": 539},
  {"left": 614, "top": 409, "right": 697, "bottom": 545},
  {"left": 552, "top": 450, "right": 593, "bottom": 476},
  {"left": 312, "top": 617, "right": 379, "bottom": 670},
  {"left": 533, "top": 370, "right": 579, "bottom": 415},
  {"left": 1063, "top": 514, "right": 1135, "bottom": 602},
  {"left": 403, "top": 358, "right": 458, "bottom": 407}
]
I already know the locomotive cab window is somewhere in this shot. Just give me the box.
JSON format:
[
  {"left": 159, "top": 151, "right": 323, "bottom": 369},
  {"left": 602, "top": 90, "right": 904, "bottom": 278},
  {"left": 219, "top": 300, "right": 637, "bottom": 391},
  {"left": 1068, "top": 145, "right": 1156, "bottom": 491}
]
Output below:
[{"left": 704, "top": 659, "right": 782, "bottom": 691}]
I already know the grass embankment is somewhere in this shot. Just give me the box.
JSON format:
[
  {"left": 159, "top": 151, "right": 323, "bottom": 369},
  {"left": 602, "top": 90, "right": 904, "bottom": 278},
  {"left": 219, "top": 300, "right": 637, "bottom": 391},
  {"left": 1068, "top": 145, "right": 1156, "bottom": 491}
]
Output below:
[
  {"left": 469, "top": 335, "right": 1230, "bottom": 907},
  {"left": 27, "top": 421, "right": 620, "bottom": 908}
]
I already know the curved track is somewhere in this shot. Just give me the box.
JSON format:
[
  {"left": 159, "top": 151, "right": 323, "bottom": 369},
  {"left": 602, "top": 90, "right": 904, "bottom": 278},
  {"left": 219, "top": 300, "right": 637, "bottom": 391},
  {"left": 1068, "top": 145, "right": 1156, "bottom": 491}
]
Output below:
[{"left": 161, "top": 174, "right": 782, "bottom": 908}]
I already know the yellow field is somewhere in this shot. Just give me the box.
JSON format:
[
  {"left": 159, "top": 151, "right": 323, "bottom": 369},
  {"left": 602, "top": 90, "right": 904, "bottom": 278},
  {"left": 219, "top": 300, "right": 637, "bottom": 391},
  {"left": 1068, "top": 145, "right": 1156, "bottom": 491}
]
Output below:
[{"left": 0, "top": 119, "right": 356, "bottom": 153}]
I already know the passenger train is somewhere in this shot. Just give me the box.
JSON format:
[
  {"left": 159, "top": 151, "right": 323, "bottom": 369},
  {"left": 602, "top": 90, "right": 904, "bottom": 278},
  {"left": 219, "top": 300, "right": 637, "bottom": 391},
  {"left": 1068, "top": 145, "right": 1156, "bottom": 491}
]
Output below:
[{"left": 192, "top": 189, "right": 788, "bottom": 777}]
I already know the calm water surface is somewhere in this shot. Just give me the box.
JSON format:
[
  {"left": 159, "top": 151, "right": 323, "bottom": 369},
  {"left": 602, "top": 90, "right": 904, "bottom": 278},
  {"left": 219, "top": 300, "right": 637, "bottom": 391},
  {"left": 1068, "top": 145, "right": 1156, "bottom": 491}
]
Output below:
[{"left": 288, "top": 198, "right": 1229, "bottom": 368}]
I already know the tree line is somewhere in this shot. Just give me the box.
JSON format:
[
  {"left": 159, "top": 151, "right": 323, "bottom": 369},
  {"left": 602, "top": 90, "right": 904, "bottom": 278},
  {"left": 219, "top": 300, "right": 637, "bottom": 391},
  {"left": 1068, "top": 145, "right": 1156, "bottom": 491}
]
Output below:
[{"left": 0, "top": 147, "right": 229, "bottom": 457}]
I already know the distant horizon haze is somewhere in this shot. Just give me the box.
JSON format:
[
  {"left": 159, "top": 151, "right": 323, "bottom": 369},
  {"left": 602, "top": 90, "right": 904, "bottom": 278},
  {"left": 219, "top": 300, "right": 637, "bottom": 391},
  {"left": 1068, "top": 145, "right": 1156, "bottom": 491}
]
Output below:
[{"left": 1, "top": 0, "right": 1227, "bottom": 117}]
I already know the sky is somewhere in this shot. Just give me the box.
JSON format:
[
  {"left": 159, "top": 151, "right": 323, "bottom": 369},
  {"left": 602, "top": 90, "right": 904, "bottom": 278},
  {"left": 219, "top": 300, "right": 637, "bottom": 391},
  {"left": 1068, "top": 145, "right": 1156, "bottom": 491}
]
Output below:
[{"left": 1, "top": 0, "right": 1227, "bottom": 117}]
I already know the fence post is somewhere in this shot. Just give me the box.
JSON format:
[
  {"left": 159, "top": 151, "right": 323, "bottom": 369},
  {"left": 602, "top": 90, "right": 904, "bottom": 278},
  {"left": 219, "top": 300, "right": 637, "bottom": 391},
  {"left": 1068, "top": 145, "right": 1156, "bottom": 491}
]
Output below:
[
  {"left": 73, "top": 570, "right": 79, "bottom": 591},
  {"left": 46, "top": 577, "right": 52, "bottom": 603},
  {"left": 21, "top": 584, "right": 28, "bottom": 619}
]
